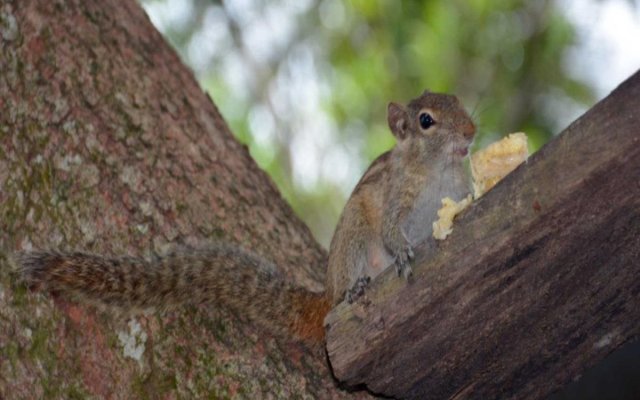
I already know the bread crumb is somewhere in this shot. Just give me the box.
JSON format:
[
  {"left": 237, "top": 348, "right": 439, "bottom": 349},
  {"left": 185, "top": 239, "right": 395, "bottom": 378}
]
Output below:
[
  {"left": 433, "top": 195, "right": 473, "bottom": 240},
  {"left": 433, "top": 133, "right": 529, "bottom": 240},
  {"left": 471, "top": 132, "right": 529, "bottom": 198}
]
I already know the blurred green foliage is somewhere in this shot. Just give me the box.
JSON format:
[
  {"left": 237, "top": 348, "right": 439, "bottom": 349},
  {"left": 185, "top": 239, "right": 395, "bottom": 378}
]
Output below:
[{"left": 141, "top": 0, "right": 594, "bottom": 246}]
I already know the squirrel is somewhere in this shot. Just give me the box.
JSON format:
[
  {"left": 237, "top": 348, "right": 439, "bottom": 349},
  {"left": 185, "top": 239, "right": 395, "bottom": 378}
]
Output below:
[{"left": 14, "top": 91, "right": 475, "bottom": 344}]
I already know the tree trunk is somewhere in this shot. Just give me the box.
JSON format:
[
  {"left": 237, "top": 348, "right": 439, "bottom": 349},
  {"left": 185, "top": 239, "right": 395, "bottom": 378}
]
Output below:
[{"left": 0, "top": 1, "right": 361, "bottom": 398}]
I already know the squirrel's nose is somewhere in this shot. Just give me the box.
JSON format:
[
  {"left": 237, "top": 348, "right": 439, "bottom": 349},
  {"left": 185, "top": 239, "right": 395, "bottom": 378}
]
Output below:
[{"left": 461, "top": 121, "right": 475, "bottom": 140}]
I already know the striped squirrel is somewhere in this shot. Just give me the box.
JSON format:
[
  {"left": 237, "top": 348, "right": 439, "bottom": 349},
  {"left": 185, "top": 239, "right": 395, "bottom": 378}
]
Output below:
[{"left": 15, "top": 91, "right": 475, "bottom": 344}]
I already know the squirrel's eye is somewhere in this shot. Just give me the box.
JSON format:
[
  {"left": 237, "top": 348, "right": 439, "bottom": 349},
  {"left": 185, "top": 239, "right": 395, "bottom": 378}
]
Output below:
[{"left": 419, "top": 112, "right": 435, "bottom": 130}]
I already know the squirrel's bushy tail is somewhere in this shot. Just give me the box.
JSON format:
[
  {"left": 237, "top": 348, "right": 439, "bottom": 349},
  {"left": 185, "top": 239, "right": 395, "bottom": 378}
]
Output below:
[{"left": 15, "top": 245, "right": 330, "bottom": 342}]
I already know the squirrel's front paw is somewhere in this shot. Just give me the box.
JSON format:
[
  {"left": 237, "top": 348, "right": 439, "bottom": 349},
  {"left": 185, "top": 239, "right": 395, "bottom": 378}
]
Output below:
[
  {"left": 384, "top": 228, "right": 414, "bottom": 279},
  {"left": 346, "top": 276, "right": 371, "bottom": 303},
  {"left": 392, "top": 245, "right": 414, "bottom": 279}
]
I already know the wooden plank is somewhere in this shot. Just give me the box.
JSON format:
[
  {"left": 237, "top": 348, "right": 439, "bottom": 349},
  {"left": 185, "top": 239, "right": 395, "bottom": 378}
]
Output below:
[{"left": 324, "top": 70, "right": 640, "bottom": 399}]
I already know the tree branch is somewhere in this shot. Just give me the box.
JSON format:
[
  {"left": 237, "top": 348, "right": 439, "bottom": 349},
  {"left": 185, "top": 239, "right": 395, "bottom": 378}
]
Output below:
[{"left": 325, "top": 70, "right": 640, "bottom": 399}]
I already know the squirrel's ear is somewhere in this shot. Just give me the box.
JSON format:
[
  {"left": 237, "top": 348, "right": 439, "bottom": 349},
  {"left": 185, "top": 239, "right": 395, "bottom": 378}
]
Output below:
[{"left": 387, "top": 102, "right": 408, "bottom": 140}]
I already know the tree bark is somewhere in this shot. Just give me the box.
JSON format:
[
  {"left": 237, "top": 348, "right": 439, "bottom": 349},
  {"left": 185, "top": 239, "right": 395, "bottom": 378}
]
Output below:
[
  {"left": 325, "top": 70, "right": 640, "bottom": 399},
  {"left": 0, "top": 1, "right": 361, "bottom": 398}
]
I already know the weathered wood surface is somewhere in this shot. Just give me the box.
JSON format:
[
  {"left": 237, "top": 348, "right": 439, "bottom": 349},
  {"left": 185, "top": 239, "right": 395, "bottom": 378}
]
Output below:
[{"left": 325, "top": 70, "right": 640, "bottom": 399}]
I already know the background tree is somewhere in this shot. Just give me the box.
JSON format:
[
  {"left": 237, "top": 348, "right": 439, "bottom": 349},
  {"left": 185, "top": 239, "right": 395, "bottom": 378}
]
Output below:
[{"left": 0, "top": 1, "right": 359, "bottom": 398}]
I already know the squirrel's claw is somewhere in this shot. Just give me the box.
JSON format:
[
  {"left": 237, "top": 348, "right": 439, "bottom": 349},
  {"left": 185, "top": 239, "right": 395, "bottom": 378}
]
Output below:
[
  {"left": 346, "top": 275, "right": 371, "bottom": 303},
  {"left": 394, "top": 245, "right": 414, "bottom": 279}
]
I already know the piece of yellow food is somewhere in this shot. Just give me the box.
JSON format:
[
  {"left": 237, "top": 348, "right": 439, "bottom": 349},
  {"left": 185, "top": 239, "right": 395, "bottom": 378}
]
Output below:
[
  {"left": 432, "top": 132, "right": 529, "bottom": 240},
  {"left": 470, "top": 132, "right": 529, "bottom": 198},
  {"left": 432, "top": 195, "right": 473, "bottom": 240}
]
